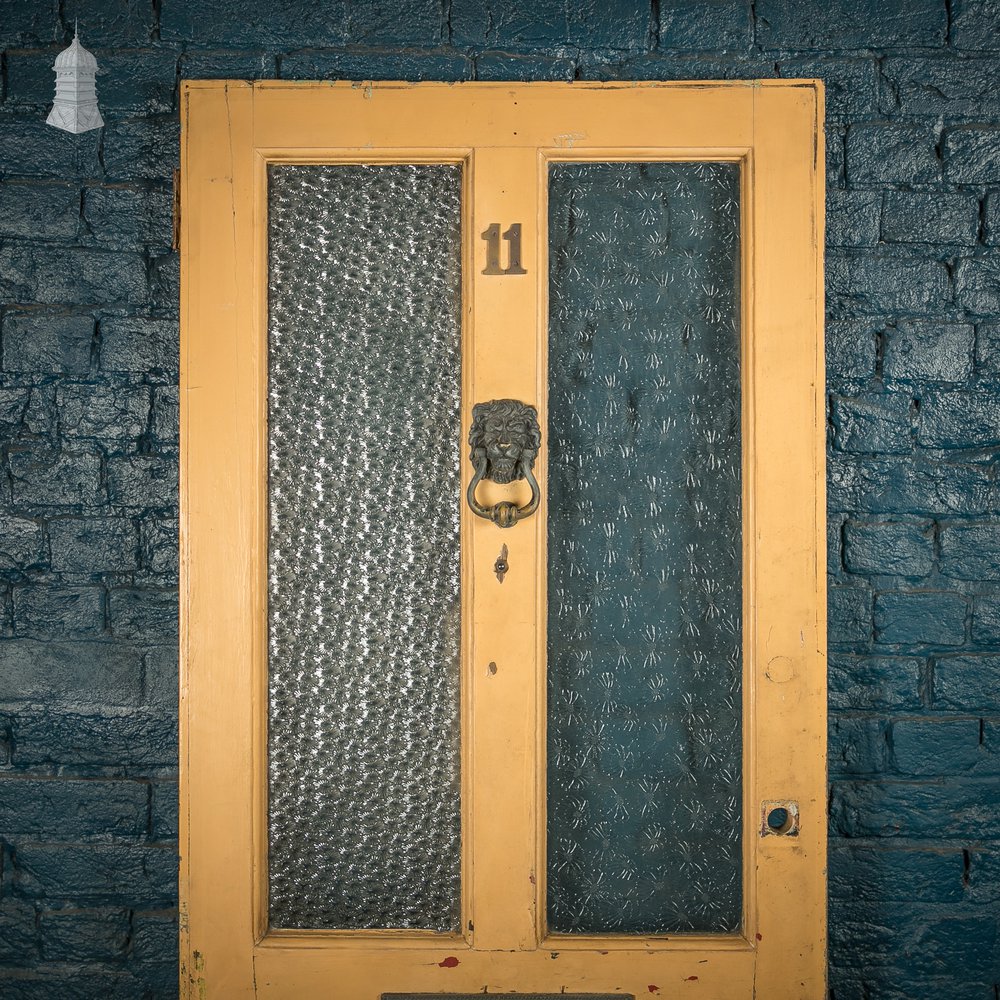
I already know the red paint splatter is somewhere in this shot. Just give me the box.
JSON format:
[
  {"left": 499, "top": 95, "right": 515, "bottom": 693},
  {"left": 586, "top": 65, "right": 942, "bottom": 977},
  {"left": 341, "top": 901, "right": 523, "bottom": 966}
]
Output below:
[
  {"left": 755, "top": 932, "right": 763, "bottom": 941},
  {"left": 686, "top": 976, "right": 699, "bottom": 981},
  {"left": 647, "top": 987, "right": 660, "bottom": 994},
  {"left": 438, "top": 956, "right": 459, "bottom": 968}
]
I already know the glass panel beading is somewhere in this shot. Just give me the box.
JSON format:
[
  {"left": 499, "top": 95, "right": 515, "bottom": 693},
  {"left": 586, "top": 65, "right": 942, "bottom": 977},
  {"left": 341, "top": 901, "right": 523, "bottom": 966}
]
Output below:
[
  {"left": 547, "top": 162, "right": 743, "bottom": 934},
  {"left": 267, "top": 164, "right": 462, "bottom": 930}
]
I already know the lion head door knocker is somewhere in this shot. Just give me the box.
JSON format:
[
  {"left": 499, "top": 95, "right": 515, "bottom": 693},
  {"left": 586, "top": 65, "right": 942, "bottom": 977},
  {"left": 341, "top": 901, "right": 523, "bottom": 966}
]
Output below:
[{"left": 467, "top": 399, "right": 541, "bottom": 528}]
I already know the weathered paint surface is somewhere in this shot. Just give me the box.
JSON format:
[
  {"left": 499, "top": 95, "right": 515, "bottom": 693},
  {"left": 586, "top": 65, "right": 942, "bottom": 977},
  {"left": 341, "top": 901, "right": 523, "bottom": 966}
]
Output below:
[{"left": 0, "top": 0, "right": 999, "bottom": 997}]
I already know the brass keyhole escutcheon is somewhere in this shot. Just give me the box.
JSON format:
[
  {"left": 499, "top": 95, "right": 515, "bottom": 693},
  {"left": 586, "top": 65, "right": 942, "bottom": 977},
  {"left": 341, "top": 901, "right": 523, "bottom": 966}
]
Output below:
[{"left": 494, "top": 544, "right": 509, "bottom": 583}]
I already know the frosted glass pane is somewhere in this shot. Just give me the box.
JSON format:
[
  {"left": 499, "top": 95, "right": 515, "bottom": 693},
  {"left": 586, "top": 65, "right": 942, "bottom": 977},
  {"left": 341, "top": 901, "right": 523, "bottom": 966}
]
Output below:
[
  {"left": 547, "top": 162, "right": 743, "bottom": 934},
  {"left": 267, "top": 164, "right": 462, "bottom": 930}
]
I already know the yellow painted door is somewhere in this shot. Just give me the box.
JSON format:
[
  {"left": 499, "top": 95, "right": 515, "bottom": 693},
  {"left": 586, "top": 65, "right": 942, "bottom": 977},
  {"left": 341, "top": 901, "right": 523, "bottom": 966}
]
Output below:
[{"left": 180, "top": 81, "right": 826, "bottom": 999}]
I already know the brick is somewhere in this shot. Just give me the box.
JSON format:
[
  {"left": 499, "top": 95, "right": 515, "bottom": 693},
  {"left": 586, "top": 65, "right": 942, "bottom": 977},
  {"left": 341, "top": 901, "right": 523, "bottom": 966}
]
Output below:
[
  {"left": 0, "top": 119, "right": 101, "bottom": 178},
  {"left": 778, "top": 57, "right": 877, "bottom": 118},
  {"left": 57, "top": 384, "right": 151, "bottom": 443},
  {"left": 956, "top": 256, "right": 1000, "bottom": 315},
  {"left": 345, "top": 0, "right": 444, "bottom": 45},
  {"left": 451, "top": 0, "right": 650, "bottom": 50},
  {"left": 162, "top": 0, "right": 349, "bottom": 46},
  {"left": 71, "top": 0, "right": 155, "bottom": 45},
  {"left": 81, "top": 186, "right": 173, "bottom": 251},
  {"left": 846, "top": 124, "right": 940, "bottom": 186},
  {"left": 0, "top": 183, "right": 80, "bottom": 242},
  {"left": 829, "top": 846, "right": 965, "bottom": 904},
  {"left": 179, "top": 50, "right": 277, "bottom": 80},
  {"left": 830, "top": 716, "right": 889, "bottom": 775},
  {"left": 131, "top": 909, "right": 178, "bottom": 966},
  {"left": 576, "top": 52, "right": 776, "bottom": 83},
  {"left": 900, "top": 915, "right": 998, "bottom": 981},
  {"left": 0, "top": 778, "right": 147, "bottom": 839},
  {"left": 831, "top": 393, "right": 912, "bottom": 454},
  {"left": 0, "top": 246, "right": 148, "bottom": 307},
  {"left": 150, "top": 386, "right": 177, "bottom": 444},
  {"left": 106, "top": 455, "right": 178, "bottom": 509},
  {"left": 972, "top": 592, "right": 1000, "bottom": 645},
  {"left": 85, "top": 51, "right": 177, "bottom": 113},
  {"left": 829, "top": 779, "right": 1000, "bottom": 838},
  {"left": 40, "top": 907, "right": 129, "bottom": 962},
  {"left": 102, "top": 118, "right": 180, "bottom": 183},
  {"left": 10, "top": 709, "right": 177, "bottom": 768},
  {"left": 99, "top": 316, "right": 178, "bottom": 375},
  {"left": 49, "top": 518, "right": 138, "bottom": 574},
  {"left": 827, "top": 124, "right": 846, "bottom": 189},
  {"left": 9, "top": 448, "right": 103, "bottom": 509},
  {"left": 891, "top": 718, "right": 982, "bottom": 775},
  {"left": 658, "top": 0, "right": 752, "bottom": 52},
  {"left": 0, "top": 0, "right": 59, "bottom": 47},
  {"left": 829, "top": 584, "right": 873, "bottom": 645},
  {"left": 138, "top": 518, "right": 178, "bottom": 582},
  {"left": 280, "top": 50, "right": 473, "bottom": 82},
  {"left": 0, "top": 640, "right": 141, "bottom": 706},
  {"left": 829, "top": 513, "right": 845, "bottom": 575},
  {"left": 918, "top": 390, "right": 1000, "bottom": 448},
  {"left": 150, "top": 251, "right": 179, "bottom": 315},
  {"left": 756, "top": 0, "right": 946, "bottom": 48},
  {"left": 881, "top": 192, "right": 978, "bottom": 246},
  {"left": 883, "top": 56, "right": 1000, "bottom": 117},
  {"left": 952, "top": 0, "right": 1000, "bottom": 49},
  {"left": 944, "top": 127, "right": 1000, "bottom": 184},
  {"left": 475, "top": 52, "right": 576, "bottom": 81},
  {"left": 0, "top": 516, "right": 45, "bottom": 570},
  {"left": 933, "top": 655, "right": 1000, "bottom": 711},
  {"left": 0, "top": 388, "right": 30, "bottom": 428},
  {"left": 131, "top": 911, "right": 178, "bottom": 996},
  {"left": 843, "top": 519, "right": 934, "bottom": 577},
  {"left": 1, "top": 312, "right": 94, "bottom": 375},
  {"left": 874, "top": 591, "right": 967, "bottom": 646},
  {"left": 976, "top": 321, "right": 1000, "bottom": 373},
  {"left": 967, "top": 849, "right": 1000, "bottom": 902},
  {"left": 0, "top": 901, "right": 39, "bottom": 962},
  {"left": 20, "top": 386, "right": 57, "bottom": 438},
  {"left": 108, "top": 589, "right": 177, "bottom": 640},
  {"left": 829, "top": 654, "right": 923, "bottom": 711},
  {"left": 151, "top": 782, "right": 178, "bottom": 840},
  {"left": 13, "top": 585, "right": 104, "bottom": 639},
  {"left": 825, "top": 319, "right": 879, "bottom": 380},
  {"left": 883, "top": 320, "right": 974, "bottom": 383},
  {"left": 143, "top": 647, "right": 177, "bottom": 708},
  {"left": 986, "top": 193, "right": 1000, "bottom": 245},
  {"left": 13, "top": 843, "right": 176, "bottom": 905},
  {"left": 0, "top": 970, "right": 147, "bottom": 1000},
  {"left": 826, "top": 191, "right": 880, "bottom": 248},
  {"left": 939, "top": 522, "right": 1000, "bottom": 579},
  {"left": 827, "top": 255, "right": 949, "bottom": 315}
]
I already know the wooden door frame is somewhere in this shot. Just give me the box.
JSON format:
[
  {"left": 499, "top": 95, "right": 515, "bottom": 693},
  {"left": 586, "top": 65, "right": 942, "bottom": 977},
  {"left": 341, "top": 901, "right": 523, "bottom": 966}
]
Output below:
[{"left": 179, "top": 80, "right": 826, "bottom": 998}]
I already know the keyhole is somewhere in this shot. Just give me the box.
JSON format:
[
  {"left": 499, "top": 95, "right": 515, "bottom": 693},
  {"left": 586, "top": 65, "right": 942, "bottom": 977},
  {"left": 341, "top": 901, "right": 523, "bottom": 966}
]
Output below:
[{"left": 494, "top": 544, "right": 509, "bottom": 583}]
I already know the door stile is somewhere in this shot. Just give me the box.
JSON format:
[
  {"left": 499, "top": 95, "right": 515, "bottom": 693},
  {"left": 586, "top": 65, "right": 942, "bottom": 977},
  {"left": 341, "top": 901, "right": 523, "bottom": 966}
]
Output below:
[
  {"left": 748, "top": 84, "right": 827, "bottom": 994},
  {"left": 468, "top": 145, "right": 543, "bottom": 952},
  {"left": 180, "top": 81, "right": 259, "bottom": 998}
]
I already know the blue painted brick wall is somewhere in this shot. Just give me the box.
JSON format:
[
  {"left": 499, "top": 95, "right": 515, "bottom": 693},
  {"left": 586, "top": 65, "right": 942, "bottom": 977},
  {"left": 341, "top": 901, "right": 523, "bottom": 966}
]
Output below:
[{"left": 1, "top": 1, "right": 999, "bottom": 997}]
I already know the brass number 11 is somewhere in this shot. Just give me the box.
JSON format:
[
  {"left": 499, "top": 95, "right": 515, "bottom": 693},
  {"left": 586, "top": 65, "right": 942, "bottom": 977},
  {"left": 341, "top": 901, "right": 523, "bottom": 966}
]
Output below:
[{"left": 481, "top": 222, "right": 527, "bottom": 276}]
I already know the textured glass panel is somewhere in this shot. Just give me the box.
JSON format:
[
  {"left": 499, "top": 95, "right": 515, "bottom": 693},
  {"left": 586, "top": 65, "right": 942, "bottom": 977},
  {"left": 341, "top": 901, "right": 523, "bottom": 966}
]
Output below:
[
  {"left": 547, "top": 162, "right": 742, "bottom": 934},
  {"left": 267, "top": 164, "right": 462, "bottom": 930}
]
